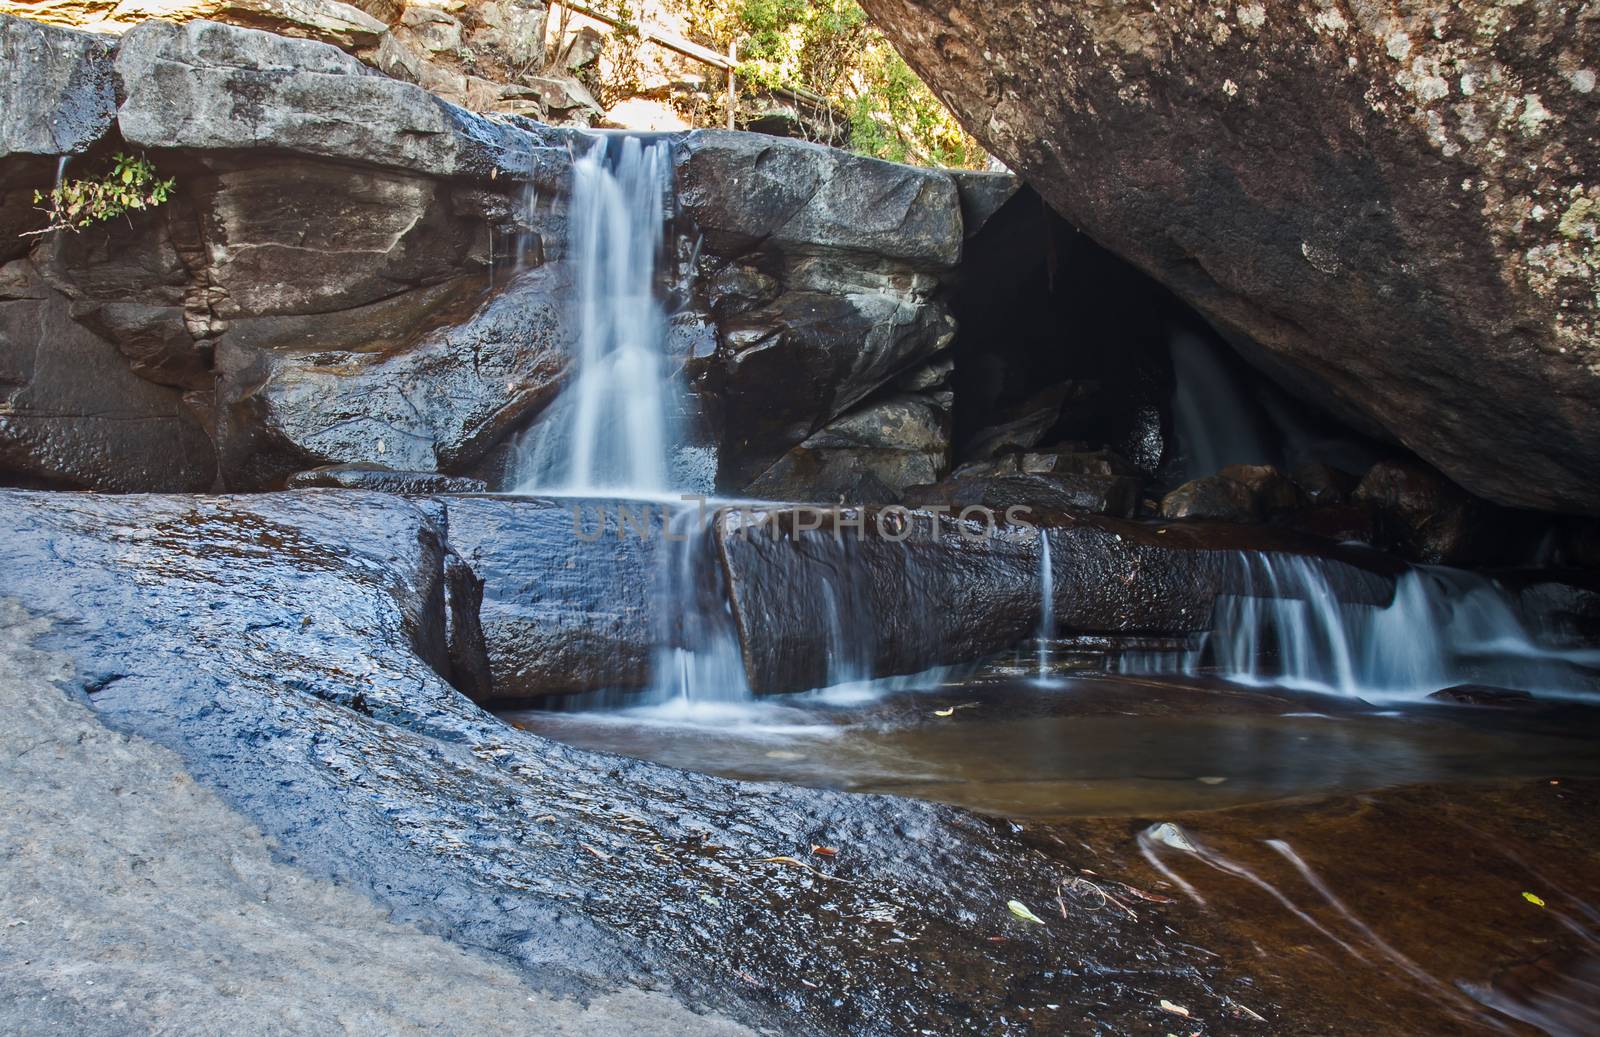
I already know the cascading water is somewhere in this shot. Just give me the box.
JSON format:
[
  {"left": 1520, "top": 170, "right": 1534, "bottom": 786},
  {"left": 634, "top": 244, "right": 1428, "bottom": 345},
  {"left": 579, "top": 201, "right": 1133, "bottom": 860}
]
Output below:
[
  {"left": 1170, "top": 330, "right": 1273, "bottom": 479},
  {"left": 1125, "top": 551, "right": 1600, "bottom": 701},
  {"left": 1036, "top": 531, "right": 1054, "bottom": 682},
  {"left": 515, "top": 135, "right": 676, "bottom": 495}
]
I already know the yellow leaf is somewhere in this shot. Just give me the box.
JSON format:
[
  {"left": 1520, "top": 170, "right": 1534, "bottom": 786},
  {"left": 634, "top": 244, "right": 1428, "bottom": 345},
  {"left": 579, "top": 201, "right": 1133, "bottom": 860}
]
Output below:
[
  {"left": 1007, "top": 899, "right": 1045, "bottom": 924},
  {"left": 1522, "top": 891, "right": 1546, "bottom": 907}
]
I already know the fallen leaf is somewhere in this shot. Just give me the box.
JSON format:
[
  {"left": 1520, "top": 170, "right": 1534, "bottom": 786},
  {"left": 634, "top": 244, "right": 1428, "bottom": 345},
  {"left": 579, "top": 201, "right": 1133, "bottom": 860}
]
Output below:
[
  {"left": 933, "top": 707, "right": 955, "bottom": 717},
  {"left": 580, "top": 843, "right": 611, "bottom": 862},
  {"left": 811, "top": 844, "right": 838, "bottom": 857},
  {"left": 1158, "top": 999, "right": 1191, "bottom": 1018},
  {"left": 1008, "top": 899, "right": 1046, "bottom": 924},
  {"left": 1523, "top": 891, "right": 1546, "bottom": 907}
]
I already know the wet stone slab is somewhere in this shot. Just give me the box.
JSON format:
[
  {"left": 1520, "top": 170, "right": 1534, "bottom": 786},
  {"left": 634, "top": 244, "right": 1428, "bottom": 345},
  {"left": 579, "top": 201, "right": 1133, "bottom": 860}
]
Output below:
[{"left": 2, "top": 488, "right": 1264, "bottom": 1036}]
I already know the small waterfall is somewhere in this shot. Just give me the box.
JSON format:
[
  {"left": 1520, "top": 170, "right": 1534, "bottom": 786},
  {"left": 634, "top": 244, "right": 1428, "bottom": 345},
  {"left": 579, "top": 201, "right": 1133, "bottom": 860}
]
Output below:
[
  {"left": 1037, "top": 531, "right": 1054, "bottom": 681},
  {"left": 1126, "top": 552, "right": 1600, "bottom": 701},
  {"left": 1171, "top": 330, "right": 1273, "bottom": 479},
  {"left": 515, "top": 135, "right": 678, "bottom": 495},
  {"left": 647, "top": 504, "right": 752, "bottom": 704}
]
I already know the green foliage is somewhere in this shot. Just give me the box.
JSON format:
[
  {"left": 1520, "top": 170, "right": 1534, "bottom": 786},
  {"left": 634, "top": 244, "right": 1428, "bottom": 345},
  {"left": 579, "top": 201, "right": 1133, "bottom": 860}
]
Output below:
[
  {"left": 673, "top": 0, "right": 985, "bottom": 168},
  {"left": 32, "top": 153, "right": 175, "bottom": 234}
]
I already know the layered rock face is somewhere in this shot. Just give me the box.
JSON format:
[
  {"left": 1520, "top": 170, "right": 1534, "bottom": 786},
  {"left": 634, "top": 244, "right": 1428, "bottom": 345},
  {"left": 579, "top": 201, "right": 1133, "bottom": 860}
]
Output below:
[
  {"left": 859, "top": 0, "right": 1600, "bottom": 515},
  {"left": 0, "top": 14, "right": 964, "bottom": 497}
]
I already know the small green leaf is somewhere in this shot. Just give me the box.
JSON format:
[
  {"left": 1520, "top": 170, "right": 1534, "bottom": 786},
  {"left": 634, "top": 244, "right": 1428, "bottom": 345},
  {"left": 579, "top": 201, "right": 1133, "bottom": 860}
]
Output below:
[
  {"left": 1007, "top": 899, "right": 1045, "bottom": 925},
  {"left": 1522, "top": 891, "right": 1546, "bottom": 907}
]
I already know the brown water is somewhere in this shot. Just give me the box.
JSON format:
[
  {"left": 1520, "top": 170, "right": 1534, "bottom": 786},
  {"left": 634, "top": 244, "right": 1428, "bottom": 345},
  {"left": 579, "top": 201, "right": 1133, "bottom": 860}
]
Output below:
[
  {"left": 505, "top": 668, "right": 1600, "bottom": 819},
  {"left": 505, "top": 667, "right": 1600, "bottom": 1035}
]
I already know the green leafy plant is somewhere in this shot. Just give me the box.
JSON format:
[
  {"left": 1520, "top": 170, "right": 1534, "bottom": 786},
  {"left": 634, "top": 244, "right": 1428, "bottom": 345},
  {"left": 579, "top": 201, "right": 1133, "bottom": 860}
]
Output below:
[
  {"left": 30, "top": 152, "right": 176, "bottom": 235},
  {"left": 674, "top": 0, "right": 987, "bottom": 168}
]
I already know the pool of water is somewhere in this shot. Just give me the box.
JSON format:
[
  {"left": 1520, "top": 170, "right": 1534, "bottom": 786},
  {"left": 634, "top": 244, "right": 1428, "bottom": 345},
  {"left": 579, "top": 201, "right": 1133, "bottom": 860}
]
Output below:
[{"left": 503, "top": 665, "right": 1600, "bottom": 818}]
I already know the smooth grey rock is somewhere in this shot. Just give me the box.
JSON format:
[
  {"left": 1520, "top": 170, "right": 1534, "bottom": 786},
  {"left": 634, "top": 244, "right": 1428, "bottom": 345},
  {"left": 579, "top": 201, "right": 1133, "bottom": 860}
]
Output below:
[
  {"left": 214, "top": 265, "right": 570, "bottom": 486},
  {"left": 444, "top": 495, "right": 663, "bottom": 701},
  {"left": 742, "top": 390, "right": 951, "bottom": 503},
  {"left": 114, "top": 19, "right": 568, "bottom": 184},
  {"left": 0, "top": 16, "right": 114, "bottom": 158},
  {"left": 676, "top": 130, "right": 962, "bottom": 269}
]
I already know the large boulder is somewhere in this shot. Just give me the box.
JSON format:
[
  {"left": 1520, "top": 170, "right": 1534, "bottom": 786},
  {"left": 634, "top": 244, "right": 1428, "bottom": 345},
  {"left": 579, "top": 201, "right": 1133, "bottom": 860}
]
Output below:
[
  {"left": 0, "top": 14, "right": 114, "bottom": 157},
  {"left": 113, "top": 18, "right": 569, "bottom": 183},
  {"left": 214, "top": 266, "right": 571, "bottom": 485},
  {"left": 860, "top": 0, "right": 1600, "bottom": 514},
  {"left": 675, "top": 131, "right": 962, "bottom": 269}
]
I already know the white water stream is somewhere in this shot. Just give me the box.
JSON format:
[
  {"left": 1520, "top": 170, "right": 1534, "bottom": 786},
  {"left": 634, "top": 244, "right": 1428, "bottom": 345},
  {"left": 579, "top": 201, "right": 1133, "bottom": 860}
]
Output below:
[{"left": 1123, "top": 552, "right": 1600, "bottom": 702}]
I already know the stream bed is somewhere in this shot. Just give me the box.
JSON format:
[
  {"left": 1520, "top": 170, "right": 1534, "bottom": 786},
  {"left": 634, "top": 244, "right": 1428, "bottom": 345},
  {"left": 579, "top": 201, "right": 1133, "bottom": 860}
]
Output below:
[
  {"left": 504, "top": 663, "right": 1600, "bottom": 819},
  {"left": 506, "top": 662, "right": 1600, "bottom": 1036}
]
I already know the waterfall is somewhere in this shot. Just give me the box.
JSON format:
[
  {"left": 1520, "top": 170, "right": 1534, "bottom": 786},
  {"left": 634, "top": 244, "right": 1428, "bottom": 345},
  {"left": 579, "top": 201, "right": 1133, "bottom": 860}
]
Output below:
[
  {"left": 515, "top": 135, "right": 677, "bottom": 495},
  {"left": 1125, "top": 552, "right": 1600, "bottom": 701},
  {"left": 647, "top": 505, "right": 752, "bottom": 704},
  {"left": 1170, "top": 330, "right": 1273, "bottom": 480},
  {"left": 1037, "top": 531, "right": 1054, "bottom": 681}
]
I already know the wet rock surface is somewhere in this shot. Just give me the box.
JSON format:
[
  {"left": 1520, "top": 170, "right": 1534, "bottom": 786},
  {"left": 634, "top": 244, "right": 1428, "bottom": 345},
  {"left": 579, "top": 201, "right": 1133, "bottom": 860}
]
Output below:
[
  {"left": 283, "top": 463, "right": 488, "bottom": 494},
  {"left": 445, "top": 495, "right": 663, "bottom": 702},
  {"left": 717, "top": 506, "right": 1398, "bottom": 694},
  {"left": 2, "top": 487, "right": 1251, "bottom": 1035},
  {"left": 859, "top": 0, "right": 1600, "bottom": 515},
  {"left": 0, "top": 599, "right": 755, "bottom": 1037}
]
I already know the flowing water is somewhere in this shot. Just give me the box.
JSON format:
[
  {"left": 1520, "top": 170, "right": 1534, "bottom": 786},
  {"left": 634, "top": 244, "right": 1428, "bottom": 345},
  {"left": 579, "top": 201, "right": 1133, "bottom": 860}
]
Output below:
[
  {"left": 515, "top": 135, "right": 677, "bottom": 495},
  {"left": 1122, "top": 552, "right": 1600, "bottom": 702},
  {"left": 1036, "top": 530, "right": 1054, "bottom": 682}
]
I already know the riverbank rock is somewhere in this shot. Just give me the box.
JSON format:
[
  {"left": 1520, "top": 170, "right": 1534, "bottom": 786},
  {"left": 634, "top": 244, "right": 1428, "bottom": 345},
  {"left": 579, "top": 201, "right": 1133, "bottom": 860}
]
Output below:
[
  {"left": 0, "top": 486, "right": 1242, "bottom": 1034},
  {"left": 859, "top": 0, "right": 1600, "bottom": 515},
  {"left": 444, "top": 495, "right": 670, "bottom": 702},
  {"left": 0, "top": 259, "right": 216, "bottom": 490}
]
